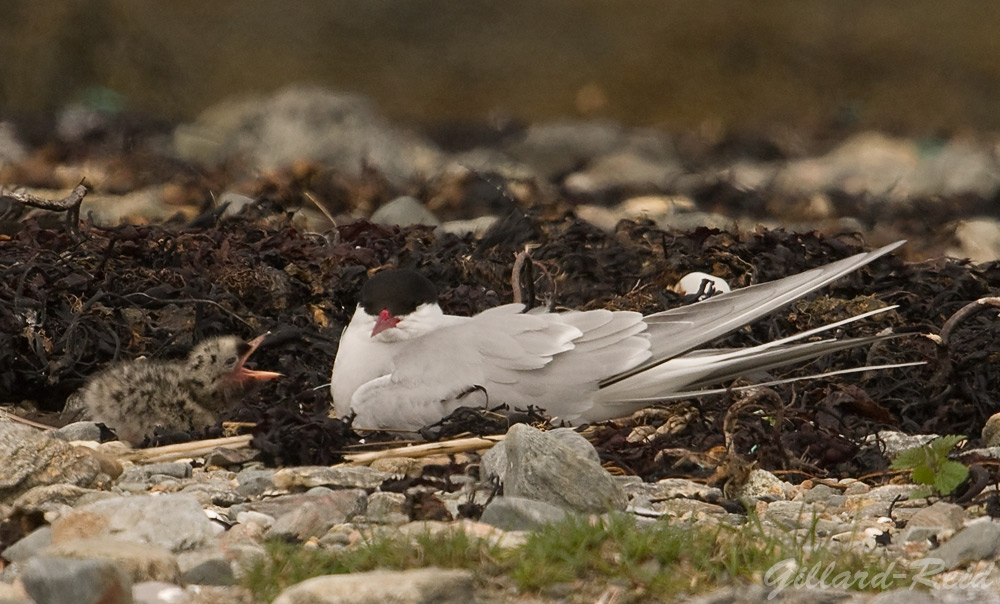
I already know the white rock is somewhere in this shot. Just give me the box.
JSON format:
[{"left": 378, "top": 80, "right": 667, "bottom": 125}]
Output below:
[
  {"left": 672, "top": 272, "right": 730, "bottom": 296},
  {"left": 948, "top": 217, "right": 1000, "bottom": 262},
  {"left": 273, "top": 567, "right": 473, "bottom": 604}
]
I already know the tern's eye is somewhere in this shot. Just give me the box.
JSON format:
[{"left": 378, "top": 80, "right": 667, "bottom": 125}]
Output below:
[{"left": 225, "top": 356, "right": 238, "bottom": 368}]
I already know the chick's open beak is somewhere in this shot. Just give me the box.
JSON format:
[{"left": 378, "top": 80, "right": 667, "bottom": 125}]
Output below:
[{"left": 237, "top": 333, "right": 282, "bottom": 380}]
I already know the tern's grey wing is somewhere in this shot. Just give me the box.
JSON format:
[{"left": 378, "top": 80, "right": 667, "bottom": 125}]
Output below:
[
  {"left": 675, "top": 334, "right": 898, "bottom": 390},
  {"left": 601, "top": 240, "right": 904, "bottom": 387}
]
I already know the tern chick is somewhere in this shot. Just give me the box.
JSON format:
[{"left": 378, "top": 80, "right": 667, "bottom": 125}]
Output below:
[{"left": 80, "top": 334, "right": 280, "bottom": 444}]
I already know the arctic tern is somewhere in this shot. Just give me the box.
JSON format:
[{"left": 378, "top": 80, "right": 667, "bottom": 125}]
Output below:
[{"left": 330, "top": 241, "right": 916, "bottom": 431}]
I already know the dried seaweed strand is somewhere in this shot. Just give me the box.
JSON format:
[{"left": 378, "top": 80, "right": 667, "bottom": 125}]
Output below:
[
  {"left": 2, "top": 183, "right": 87, "bottom": 240},
  {"left": 939, "top": 296, "right": 1000, "bottom": 347}
]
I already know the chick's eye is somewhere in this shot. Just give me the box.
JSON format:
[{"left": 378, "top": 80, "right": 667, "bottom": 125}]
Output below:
[{"left": 225, "top": 356, "right": 238, "bottom": 367}]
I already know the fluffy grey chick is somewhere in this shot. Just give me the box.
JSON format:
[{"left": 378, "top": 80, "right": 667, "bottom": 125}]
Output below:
[{"left": 80, "top": 334, "right": 280, "bottom": 444}]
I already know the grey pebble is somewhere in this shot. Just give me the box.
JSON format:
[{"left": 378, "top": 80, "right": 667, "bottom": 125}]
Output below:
[{"left": 20, "top": 556, "right": 133, "bottom": 604}]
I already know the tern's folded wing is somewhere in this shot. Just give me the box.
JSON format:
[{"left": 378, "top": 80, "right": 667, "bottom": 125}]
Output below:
[{"left": 603, "top": 240, "right": 904, "bottom": 387}]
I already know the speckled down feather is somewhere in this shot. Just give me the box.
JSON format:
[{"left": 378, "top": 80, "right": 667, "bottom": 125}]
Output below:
[{"left": 80, "top": 336, "right": 270, "bottom": 444}]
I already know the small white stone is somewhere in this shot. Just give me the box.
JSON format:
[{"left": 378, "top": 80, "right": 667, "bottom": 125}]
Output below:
[{"left": 672, "top": 272, "right": 731, "bottom": 296}]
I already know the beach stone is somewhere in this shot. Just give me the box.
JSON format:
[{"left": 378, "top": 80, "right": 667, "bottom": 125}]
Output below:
[
  {"left": 633, "top": 498, "right": 731, "bottom": 521},
  {"left": 370, "top": 196, "right": 440, "bottom": 227},
  {"left": 763, "top": 501, "right": 839, "bottom": 533},
  {"left": 173, "top": 86, "right": 443, "bottom": 186},
  {"left": 774, "top": 132, "right": 918, "bottom": 198},
  {"left": 0, "top": 121, "right": 26, "bottom": 165},
  {"left": 494, "top": 424, "right": 626, "bottom": 513},
  {"left": 273, "top": 466, "right": 393, "bottom": 490},
  {"left": 20, "top": 556, "right": 133, "bottom": 604},
  {"left": 0, "top": 581, "right": 32, "bottom": 604},
  {"left": 482, "top": 426, "right": 599, "bottom": 484},
  {"left": 53, "top": 421, "right": 103, "bottom": 442},
  {"left": 982, "top": 413, "right": 1000, "bottom": 448},
  {"left": 217, "top": 191, "right": 257, "bottom": 217},
  {"left": 204, "top": 446, "right": 259, "bottom": 468},
  {"left": 949, "top": 218, "right": 1000, "bottom": 263},
  {"left": 11, "top": 484, "right": 114, "bottom": 519},
  {"left": 564, "top": 149, "right": 684, "bottom": 198},
  {"left": 235, "top": 510, "right": 275, "bottom": 531},
  {"left": 272, "top": 567, "right": 474, "bottom": 604},
  {"left": 366, "top": 491, "right": 408, "bottom": 524},
  {"left": 900, "top": 501, "right": 967, "bottom": 543},
  {"left": 131, "top": 581, "right": 190, "bottom": 604},
  {"left": 234, "top": 490, "right": 368, "bottom": 542},
  {"left": 234, "top": 468, "right": 276, "bottom": 498},
  {"left": 81, "top": 187, "right": 191, "bottom": 226},
  {"left": 647, "top": 478, "right": 722, "bottom": 502},
  {"left": 231, "top": 489, "right": 366, "bottom": 522},
  {"left": 437, "top": 216, "right": 498, "bottom": 237},
  {"left": 51, "top": 494, "right": 217, "bottom": 553},
  {"left": 479, "top": 496, "right": 567, "bottom": 531},
  {"left": 177, "top": 548, "right": 234, "bottom": 586},
  {"left": 680, "top": 584, "right": 856, "bottom": 604},
  {"left": 0, "top": 423, "right": 110, "bottom": 505},
  {"left": 119, "top": 462, "right": 193, "bottom": 482},
  {"left": 44, "top": 537, "right": 181, "bottom": 583},
  {"left": 1, "top": 526, "right": 52, "bottom": 563},
  {"left": 867, "top": 590, "right": 951, "bottom": 604},
  {"left": 734, "top": 469, "right": 792, "bottom": 502},
  {"left": 802, "top": 484, "right": 840, "bottom": 504},
  {"left": 504, "top": 119, "right": 628, "bottom": 179},
  {"left": 933, "top": 519, "right": 1000, "bottom": 569}
]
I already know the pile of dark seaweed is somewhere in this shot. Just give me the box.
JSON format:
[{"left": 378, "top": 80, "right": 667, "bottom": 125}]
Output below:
[{"left": 1, "top": 205, "right": 998, "bottom": 483}]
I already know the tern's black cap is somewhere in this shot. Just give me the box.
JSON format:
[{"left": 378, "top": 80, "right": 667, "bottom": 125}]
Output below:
[{"left": 360, "top": 269, "right": 438, "bottom": 317}]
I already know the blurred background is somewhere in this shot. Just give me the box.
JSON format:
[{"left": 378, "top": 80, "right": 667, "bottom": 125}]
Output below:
[
  {"left": 4, "top": 1, "right": 1000, "bottom": 132},
  {"left": 3, "top": 1, "right": 1000, "bottom": 258}
]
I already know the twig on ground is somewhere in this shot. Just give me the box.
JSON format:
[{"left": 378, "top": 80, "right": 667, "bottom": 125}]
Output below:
[
  {"left": 0, "top": 409, "right": 58, "bottom": 431},
  {"left": 340, "top": 434, "right": 506, "bottom": 465},
  {"left": 124, "top": 434, "right": 253, "bottom": 463}
]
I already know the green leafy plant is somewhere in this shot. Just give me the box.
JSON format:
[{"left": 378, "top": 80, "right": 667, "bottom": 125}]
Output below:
[{"left": 890, "top": 434, "right": 969, "bottom": 498}]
